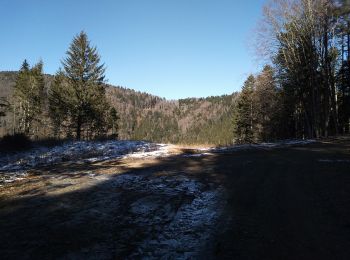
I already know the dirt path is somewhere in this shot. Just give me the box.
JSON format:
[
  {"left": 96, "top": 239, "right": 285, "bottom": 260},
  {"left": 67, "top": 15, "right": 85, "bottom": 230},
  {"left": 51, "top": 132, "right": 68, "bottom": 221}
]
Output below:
[
  {"left": 1, "top": 138, "right": 350, "bottom": 259},
  {"left": 213, "top": 138, "right": 350, "bottom": 259}
]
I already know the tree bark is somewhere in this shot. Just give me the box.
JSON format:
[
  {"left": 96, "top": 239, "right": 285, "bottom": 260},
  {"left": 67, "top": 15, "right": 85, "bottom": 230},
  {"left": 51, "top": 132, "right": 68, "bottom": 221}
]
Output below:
[{"left": 76, "top": 115, "right": 82, "bottom": 140}]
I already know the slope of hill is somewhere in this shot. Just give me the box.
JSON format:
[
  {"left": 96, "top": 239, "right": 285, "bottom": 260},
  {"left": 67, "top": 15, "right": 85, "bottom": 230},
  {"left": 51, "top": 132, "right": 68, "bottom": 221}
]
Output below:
[{"left": 0, "top": 71, "right": 237, "bottom": 144}]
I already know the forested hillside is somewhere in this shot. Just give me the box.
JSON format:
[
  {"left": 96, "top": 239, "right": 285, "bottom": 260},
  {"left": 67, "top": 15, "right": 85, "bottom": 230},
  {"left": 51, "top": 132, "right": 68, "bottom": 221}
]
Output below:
[{"left": 0, "top": 71, "right": 237, "bottom": 144}]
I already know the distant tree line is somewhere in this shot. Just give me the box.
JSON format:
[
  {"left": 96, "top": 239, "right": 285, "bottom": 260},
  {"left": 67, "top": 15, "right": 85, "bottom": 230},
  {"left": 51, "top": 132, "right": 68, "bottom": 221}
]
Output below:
[
  {"left": 106, "top": 86, "right": 237, "bottom": 145},
  {"left": 1, "top": 66, "right": 237, "bottom": 144}
]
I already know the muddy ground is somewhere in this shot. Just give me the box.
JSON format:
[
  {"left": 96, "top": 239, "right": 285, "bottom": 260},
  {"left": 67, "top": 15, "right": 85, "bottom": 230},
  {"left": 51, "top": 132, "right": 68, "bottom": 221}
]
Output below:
[{"left": 1, "top": 138, "right": 350, "bottom": 259}]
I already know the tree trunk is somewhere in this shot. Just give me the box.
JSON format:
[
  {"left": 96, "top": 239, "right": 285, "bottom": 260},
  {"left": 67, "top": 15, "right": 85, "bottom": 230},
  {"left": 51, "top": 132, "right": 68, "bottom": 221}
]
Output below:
[
  {"left": 76, "top": 115, "right": 82, "bottom": 140},
  {"left": 348, "top": 22, "right": 350, "bottom": 63}
]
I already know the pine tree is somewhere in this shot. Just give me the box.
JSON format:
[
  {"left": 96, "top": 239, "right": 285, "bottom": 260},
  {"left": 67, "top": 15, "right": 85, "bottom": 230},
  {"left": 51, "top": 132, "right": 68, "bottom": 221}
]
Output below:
[
  {"left": 233, "top": 75, "right": 255, "bottom": 143},
  {"left": 49, "top": 31, "right": 110, "bottom": 140},
  {"left": 108, "top": 107, "right": 119, "bottom": 138},
  {"left": 13, "top": 60, "right": 45, "bottom": 135},
  {"left": 48, "top": 70, "right": 69, "bottom": 137}
]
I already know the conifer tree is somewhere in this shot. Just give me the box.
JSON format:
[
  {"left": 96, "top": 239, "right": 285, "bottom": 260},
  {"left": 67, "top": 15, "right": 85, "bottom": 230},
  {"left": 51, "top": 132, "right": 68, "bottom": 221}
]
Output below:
[
  {"left": 49, "top": 31, "right": 109, "bottom": 140},
  {"left": 13, "top": 60, "right": 45, "bottom": 135},
  {"left": 48, "top": 70, "right": 70, "bottom": 137},
  {"left": 254, "top": 65, "right": 280, "bottom": 141},
  {"left": 108, "top": 107, "right": 119, "bottom": 138},
  {"left": 233, "top": 75, "right": 255, "bottom": 143}
]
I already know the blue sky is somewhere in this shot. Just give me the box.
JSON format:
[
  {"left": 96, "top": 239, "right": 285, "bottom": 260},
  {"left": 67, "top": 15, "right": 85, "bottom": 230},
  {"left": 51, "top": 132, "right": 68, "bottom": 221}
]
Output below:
[{"left": 1, "top": 0, "right": 265, "bottom": 99}]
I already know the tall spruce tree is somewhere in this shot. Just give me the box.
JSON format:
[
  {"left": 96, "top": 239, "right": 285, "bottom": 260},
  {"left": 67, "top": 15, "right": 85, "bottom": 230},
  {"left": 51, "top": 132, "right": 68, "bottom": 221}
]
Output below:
[
  {"left": 233, "top": 75, "right": 255, "bottom": 143},
  {"left": 49, "top": 31, "right": 109, "bottom": 140}
]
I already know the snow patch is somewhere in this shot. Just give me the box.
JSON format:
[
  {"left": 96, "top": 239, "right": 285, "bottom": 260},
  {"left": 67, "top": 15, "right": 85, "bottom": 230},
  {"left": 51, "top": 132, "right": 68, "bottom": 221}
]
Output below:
[
  {"left": 0, "top": 170, "right": 28, "bottom": 185},
  {"left": 0, "top": 141, "right": 174, "bottom": 184},
  {"left": 107, "top": 172, "right": 224, "bottom": 258},
  {"left": 0, "top": 139, "right": 316, "bottom": 184},
  {"left": 0, "top": 141, "right": 172, "bottom": 172},
  {"left": 124, "top": 143, "right": 172, "bottom": 159},
  {"left": 132, "top": 187, "right": 224, "bottom": 258}
]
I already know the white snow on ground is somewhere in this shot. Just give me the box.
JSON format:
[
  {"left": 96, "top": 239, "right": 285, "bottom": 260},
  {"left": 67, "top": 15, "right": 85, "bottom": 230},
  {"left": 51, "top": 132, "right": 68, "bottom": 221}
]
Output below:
[
  {"left": 125, "top": 143, "right": 173, "bottom": 159},
  {"left": 0, "top": 171, "right": 28, "bottom": 184},
  {"left": 0, "top": 141, "right": 173, "bottom": 184},
  {"left": 107, "top": 173, "right": 225, "bottom": 258},
  {"left": 0, "top": 139, "right": 316, "bottom": 172},
  {"left": 0, "top": 139, "right": 316, "bottom": 184},
  {"left": 0, "top": 140, "right": 168, "bottom": 171}
]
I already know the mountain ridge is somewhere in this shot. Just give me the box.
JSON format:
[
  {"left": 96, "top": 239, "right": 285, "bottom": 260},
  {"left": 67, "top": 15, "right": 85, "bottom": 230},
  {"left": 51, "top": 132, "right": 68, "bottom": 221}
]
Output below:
[{"left": 0, "top": 71, "right": 237, "bottom": 144}]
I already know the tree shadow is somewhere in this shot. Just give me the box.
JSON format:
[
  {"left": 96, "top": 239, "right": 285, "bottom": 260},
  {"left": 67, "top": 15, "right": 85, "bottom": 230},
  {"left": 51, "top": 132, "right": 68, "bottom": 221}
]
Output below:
[
  {"left": 1, "top": 140, "right": 350, "bottom": 259},
  {"left": 0, "top": 151, "right": 225, "bottom": 259}
]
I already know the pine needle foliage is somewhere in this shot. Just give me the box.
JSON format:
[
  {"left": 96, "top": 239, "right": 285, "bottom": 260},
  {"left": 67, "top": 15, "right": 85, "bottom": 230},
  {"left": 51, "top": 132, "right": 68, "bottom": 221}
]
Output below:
[{"left": 49, "top": 31, "right": 111, "bottom": 140}]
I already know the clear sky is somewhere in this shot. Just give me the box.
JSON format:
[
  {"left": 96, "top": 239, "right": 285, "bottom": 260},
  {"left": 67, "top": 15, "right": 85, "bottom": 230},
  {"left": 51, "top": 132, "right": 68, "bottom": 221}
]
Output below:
[{"left": 1, "top": 0, "right": 265, "bottom": 99}]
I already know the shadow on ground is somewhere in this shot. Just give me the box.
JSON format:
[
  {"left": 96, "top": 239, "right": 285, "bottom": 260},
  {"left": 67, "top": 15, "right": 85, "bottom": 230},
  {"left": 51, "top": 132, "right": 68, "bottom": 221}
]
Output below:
[
  {"left": 0, "top": 152, "right": 225, "bottom": 259},
  {"left": 1, "top": 139, "right": 350, "bottom": 259}
]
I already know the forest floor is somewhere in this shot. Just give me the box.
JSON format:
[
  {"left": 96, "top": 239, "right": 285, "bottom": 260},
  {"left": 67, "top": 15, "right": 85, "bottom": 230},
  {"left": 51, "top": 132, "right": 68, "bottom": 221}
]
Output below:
[{"left": 1, "top": 137, "right": 350, "bottom": 259}]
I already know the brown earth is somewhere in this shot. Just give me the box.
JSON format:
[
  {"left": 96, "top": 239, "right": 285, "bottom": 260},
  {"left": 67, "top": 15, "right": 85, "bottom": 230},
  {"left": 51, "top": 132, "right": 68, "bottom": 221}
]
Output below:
[{"left": 1, "top": 138, "right": 350, "bottom": 259}]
